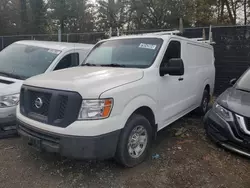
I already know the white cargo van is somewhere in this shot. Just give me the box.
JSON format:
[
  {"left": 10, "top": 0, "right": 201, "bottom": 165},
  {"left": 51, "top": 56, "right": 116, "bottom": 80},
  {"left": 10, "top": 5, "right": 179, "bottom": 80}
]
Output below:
[
  {"left": 17, "top": 32, "right": 215, "bottom": 167},
  {"left": 0, "top": 41, "right": 93, "bottom": 137}
]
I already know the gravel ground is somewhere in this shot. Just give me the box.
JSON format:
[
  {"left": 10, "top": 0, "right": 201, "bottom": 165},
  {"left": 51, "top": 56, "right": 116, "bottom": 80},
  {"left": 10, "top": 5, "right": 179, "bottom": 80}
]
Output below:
[{"left": 1, "top": 114, "right": 250, "bottom": 188}]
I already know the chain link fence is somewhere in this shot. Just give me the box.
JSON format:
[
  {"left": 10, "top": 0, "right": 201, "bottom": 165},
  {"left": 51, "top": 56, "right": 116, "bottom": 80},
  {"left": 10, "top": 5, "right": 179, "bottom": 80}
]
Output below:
[
  {"left": 0, "top": 31, "right": 111, "bottom": 51},
  {"left": 0, "top": 27, "right": 208, "bottom": 51},
  {"left": 0, "top": 28, "right": 180, "bottom": 51},
  {"left": 0, "top": 26, "right": 218, "bottom": 51}
]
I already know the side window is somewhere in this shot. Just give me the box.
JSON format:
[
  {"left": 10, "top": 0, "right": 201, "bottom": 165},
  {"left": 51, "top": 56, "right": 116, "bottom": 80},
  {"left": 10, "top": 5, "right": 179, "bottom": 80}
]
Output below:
[
  {"left": 161, "top": 41, "right": 181, "bottom": 67},
  {"left": 54, "top": 53, "right": 79, "bottom": 71}
]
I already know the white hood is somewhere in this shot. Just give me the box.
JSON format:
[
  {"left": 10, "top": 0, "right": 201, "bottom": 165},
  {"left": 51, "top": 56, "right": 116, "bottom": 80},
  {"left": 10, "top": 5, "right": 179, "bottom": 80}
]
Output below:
[
  {"left": 24, "top": 67, "right": 144, "bottom": 98},
  {"left": 0, "top": 76, "right": 23, "bottom": 96}
]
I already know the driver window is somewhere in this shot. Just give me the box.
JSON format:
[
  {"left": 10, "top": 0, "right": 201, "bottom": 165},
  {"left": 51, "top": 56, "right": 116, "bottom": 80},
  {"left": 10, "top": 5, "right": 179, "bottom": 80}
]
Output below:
[
  {"left": 161, "top": 41, "right": 181, "bottom": 67},
  {"left": 54, "top": 53, "right": 79, "bottom": 71}
]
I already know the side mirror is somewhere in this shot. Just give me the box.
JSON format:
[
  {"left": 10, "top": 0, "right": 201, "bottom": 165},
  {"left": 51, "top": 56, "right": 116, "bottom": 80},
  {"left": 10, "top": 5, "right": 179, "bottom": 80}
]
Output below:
[
  {"left": 230, "top": 78, "right": 237, "bottom": 86},
  {"left": 160, "top": 58, "right": 184, "bottom": 76}
]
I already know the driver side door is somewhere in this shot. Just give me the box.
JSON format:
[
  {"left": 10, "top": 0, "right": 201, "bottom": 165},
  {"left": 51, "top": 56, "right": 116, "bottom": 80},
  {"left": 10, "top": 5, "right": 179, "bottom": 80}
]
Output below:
[{"left": 158, "top": 40, "right": 185, "bottom": 129}]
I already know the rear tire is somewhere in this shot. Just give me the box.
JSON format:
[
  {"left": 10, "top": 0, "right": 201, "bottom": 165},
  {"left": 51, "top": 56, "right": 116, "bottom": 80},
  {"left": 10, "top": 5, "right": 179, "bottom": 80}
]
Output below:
[
  {"left": 115, "top": 114, "right": 152, "bottom": 167},
  {"left": 196, "top": 89, "right": 209, "bottom": 116}
]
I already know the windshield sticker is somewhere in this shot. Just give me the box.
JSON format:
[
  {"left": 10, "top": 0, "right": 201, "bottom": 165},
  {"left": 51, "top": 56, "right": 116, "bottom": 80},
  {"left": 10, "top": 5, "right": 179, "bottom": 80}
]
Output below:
[
  {"left": 139, "top": 43, "right": 157, "bottom": 50},
  {"left": 48, "top": 49, "right": 61, "bottom": 54}
]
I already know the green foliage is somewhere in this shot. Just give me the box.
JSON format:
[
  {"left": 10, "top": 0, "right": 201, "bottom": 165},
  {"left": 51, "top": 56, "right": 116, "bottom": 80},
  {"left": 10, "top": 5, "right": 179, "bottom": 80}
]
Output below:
[
  {"left": 0, "top": 0, "right": 21, "bottom": 35},
  {"left": 48, "top": 0, "right": 95, "bottom": 33},
  {"left": 0, "top": 0, "right": 249, "bottom": 35},
  {"left": 29, "top": 0, "right": 47, "bottom": 33}
]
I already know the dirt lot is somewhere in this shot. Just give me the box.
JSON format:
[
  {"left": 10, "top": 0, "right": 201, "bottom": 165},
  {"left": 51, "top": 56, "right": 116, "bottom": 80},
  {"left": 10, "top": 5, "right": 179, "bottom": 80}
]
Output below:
[{"left": 1, "top": 115, "right": 250, "bottom": 188}]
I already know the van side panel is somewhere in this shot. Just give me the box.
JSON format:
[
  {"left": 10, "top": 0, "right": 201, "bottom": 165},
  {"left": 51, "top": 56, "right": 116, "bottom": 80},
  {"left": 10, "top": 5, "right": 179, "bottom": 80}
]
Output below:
[{"left": 184, "top": 42, "right": 215, "bottom": 106}]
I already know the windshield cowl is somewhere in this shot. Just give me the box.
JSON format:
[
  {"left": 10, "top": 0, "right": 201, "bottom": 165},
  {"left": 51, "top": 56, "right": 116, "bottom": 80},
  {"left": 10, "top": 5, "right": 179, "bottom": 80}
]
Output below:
[
  {"left": 0, "top": 72, "right": 26, "bottom": 80},
  {"left": 236, "top": 87, "right": 250, "bottom": 93},
  {"left": 82, "top": 63, "right": 126, "bottom": 68}
]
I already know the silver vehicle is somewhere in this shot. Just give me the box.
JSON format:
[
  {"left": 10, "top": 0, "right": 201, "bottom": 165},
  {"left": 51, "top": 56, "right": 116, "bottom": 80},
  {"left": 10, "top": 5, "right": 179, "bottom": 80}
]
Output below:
[{"left": 0, "top": 40, "right": 94, "bottom": 138}]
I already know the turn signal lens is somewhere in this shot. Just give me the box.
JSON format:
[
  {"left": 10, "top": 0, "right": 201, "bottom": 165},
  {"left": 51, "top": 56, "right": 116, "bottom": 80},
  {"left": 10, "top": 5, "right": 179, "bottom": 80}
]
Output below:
[{"left": 102, "top": 99, "right": 113, "bottom": 118}]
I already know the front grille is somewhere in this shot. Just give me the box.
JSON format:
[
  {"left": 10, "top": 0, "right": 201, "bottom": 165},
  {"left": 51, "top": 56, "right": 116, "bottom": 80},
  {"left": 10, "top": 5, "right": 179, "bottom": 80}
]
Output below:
[
  {"left": 57, "top": 95, "right": 68, "bottom": 120},
  {"left": 20, "top": 85, "right": 82, "bottom": 127},
  {"left": 29, "top": 90, "right": 52, "bottom": 117},
  {"left": 244, "top": 118, "right": 250, "bottom": 131},
  {"left": 233, "top": 115, "right": 250, "bottom": 142}
]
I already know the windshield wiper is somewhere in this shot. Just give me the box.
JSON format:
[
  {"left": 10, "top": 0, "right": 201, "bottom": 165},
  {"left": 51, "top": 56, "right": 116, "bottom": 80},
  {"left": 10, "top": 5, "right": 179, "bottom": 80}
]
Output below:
[
  {"left": 0, "top": 72, "right": 25, "bottom": 80},
  {"left": 236, "top": 88, "right": 250, "bottom": 93},
  {"left": 101, "top": 63, "right": 126, "bottom": 67},
  {"left": 81, "top": 63, "right": 98, "bottom": 67}
]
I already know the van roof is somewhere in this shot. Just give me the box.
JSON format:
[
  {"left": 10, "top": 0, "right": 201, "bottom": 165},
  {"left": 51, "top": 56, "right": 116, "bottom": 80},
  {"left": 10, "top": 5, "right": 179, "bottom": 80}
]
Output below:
[
  {"left": 15, "top": 40, "right": 94, "bottom": 51},
  {"left": 107, "top": 33, "right": 213, "bottom": 49}
]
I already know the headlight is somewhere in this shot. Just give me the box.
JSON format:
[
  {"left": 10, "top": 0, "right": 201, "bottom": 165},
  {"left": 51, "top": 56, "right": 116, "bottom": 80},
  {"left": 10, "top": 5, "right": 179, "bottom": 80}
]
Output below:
[
  {"left": 78, "top": 99, "right": 113, "bottom": 120},
  {"left": 213, "top": 103, "right": 234, "bottom": 121},
  {"left": 0, "top": 93, "right": 20, "bottom": 108}
]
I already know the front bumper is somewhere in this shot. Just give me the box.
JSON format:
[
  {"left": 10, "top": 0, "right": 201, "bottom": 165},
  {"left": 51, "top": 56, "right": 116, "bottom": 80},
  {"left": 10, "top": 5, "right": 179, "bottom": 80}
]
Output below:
[
  {"left": 17, "top": 120, "right": 121, "bottom": 160},
  {"left": 0, "top": 106, "right": 18, "bottom": 138},
  {"left": 204, "top": 109, "right": 250, "bottom": 157}
]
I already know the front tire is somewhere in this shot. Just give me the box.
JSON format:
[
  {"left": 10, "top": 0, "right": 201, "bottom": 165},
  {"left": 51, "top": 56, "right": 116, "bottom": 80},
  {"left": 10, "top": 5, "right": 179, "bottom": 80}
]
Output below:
[
  {"left": 196, "top": 89, "right": 210, "bottom": 116},
  {"left": 115, "top": 114, "right": 152, "bottom": 167}
]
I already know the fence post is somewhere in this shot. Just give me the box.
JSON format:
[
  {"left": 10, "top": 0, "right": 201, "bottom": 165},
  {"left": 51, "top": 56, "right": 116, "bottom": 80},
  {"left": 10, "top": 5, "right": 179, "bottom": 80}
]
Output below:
[
  {"left": 202, "top": 28, "right": 206, "bottom": 39},
  {"left": 67, "top": 34, "right": 69, "bottom": 42},
  {"left": 209, "top": 25, "right": 213, "bottom": 43},
  {"left": 1, "top": 36, "right": 4, "bottom": 50},
  {"left": 179, "top": 18, "right": 183, "bottom": 34},
  {"left": 109, "top": 27, "right": 112, "bottom": 38},
  {"left": 58, "top": 28, "right": 62, "bottom": 42},
  {"left": 117, "top": 28, "right": 120, "bottom": 36}
]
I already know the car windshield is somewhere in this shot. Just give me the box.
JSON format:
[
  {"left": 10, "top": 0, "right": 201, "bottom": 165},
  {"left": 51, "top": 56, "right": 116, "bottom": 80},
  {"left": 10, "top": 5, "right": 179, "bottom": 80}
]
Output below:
[
  {"left": 236, "top": 69, "right": 250, "bottom": 92},
  {"left": 0, "top": 43, "right": 61, "bottom": 80},
  {"left": 83, "top": 38, "right": 163, "bottom": 68}
]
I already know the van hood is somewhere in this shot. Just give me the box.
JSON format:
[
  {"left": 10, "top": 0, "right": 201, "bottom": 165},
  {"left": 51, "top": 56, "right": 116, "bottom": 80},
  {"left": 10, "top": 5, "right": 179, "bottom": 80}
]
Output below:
[
  {"left": 25, "top": 67, "right": 144, "bottom": 98},
  {"left": 217, "top": 87, "right": 250, "bottom": 117},
  {"left": 0, "top": 76, "right": 23, "bottom": 96}
]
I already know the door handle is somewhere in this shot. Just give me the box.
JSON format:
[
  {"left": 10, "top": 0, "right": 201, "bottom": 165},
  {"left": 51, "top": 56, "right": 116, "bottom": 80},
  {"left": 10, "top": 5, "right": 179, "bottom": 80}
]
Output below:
[{"left": 178, "top": 77, "right": 184, "bottom": 81}]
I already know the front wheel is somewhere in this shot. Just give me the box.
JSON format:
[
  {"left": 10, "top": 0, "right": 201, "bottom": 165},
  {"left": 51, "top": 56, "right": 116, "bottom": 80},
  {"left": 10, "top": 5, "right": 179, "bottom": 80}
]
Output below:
[
  {"left": 115, "top": 114, "right": 152, "bottom": 167},
  {"left": 196, "top": 89, "right": 209, "bottom": 116}
]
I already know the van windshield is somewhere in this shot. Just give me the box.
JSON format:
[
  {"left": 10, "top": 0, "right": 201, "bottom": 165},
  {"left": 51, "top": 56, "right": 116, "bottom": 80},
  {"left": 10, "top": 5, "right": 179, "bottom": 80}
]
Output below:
[
  {"left": 0, "top": 43, "right": 61, "bottom": 80},
  {"left": 83, "top": 38, "right": 163, "bottom": 68}
]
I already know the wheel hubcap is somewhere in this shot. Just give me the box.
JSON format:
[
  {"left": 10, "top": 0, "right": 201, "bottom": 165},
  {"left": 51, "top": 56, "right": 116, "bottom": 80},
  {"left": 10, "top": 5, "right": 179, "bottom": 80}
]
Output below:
[
  {"left": 128, "top": 125, "right": 148, "bottom": 159},
  {"left": 203, "top": 97, "right": 208, "bottom": 112}
]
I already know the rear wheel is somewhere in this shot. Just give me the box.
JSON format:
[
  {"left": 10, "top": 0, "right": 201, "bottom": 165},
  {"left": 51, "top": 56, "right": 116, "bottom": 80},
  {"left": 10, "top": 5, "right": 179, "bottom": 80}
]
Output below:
[
  {"left": 115, "top": 114, "right": 152, "bottom": 167},
  {"left": 196, "top": 89, "right": 209, "bottom": 116}
]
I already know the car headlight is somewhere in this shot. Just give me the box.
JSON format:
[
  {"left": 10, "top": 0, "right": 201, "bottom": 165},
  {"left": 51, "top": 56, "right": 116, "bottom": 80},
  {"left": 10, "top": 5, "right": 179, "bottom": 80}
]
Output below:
[
  {"left": 0, "top": 93, "right": 20, "bottom": 108},
  {"left": 78, "top": 99, "right": 113, "bottom": 120},
  {"left": 213, "top": 102, "right": 234, "bottom": 121}
]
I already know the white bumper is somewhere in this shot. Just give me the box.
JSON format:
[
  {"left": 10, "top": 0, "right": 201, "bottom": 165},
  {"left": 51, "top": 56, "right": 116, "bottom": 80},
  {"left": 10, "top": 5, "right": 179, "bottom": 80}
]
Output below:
[
  {"left": 16, "top": 108, "right": 122, "bottom": 137},
  {"left": 0, "top": 106, "right": 16, "bottom": 124}
]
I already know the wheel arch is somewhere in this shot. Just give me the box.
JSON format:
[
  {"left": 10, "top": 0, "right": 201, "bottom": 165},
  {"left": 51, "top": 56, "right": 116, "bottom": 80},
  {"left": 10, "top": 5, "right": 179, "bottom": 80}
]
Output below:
[
  {"left": 203, "top": 78, "right": 213, "bottom": 97},
  {"left": 120, "top": 96, "right": 158, "bottom": 138}
]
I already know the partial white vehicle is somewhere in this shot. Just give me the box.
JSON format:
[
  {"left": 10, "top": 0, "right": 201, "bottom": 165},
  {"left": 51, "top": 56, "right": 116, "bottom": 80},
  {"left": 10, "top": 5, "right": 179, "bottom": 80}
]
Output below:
[
  {"left": 0, "top": 40, "right": 94, "bottom": 137},
  {"left": 17, "top": 32, "right": 215, "bottom": 167}
]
